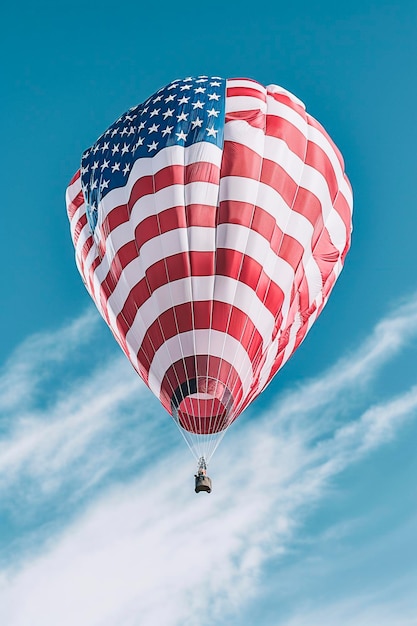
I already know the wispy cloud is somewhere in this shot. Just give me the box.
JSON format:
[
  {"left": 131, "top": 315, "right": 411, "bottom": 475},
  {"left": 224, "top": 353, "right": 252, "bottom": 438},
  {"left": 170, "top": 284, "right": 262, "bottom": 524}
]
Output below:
[
  {"left": 280, "top": 575, "right": 417, "bottom": 626},
  {"left": 0, "top": 295, "right": 417, "bottom": 625}
]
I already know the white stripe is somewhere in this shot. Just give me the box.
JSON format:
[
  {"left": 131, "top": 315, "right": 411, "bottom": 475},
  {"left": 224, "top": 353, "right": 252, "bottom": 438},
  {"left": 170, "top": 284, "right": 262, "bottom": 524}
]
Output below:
[
  {"left": 93, "top": 182, "right": 220, "bottom": 284},
  {"left": 322, "top": 206, "right": 349, "bottom": 252},
  {"left": 226, "top": 96, "right": 267, "bottom": 114},
  {"left": 266, "top": 84, "right": 306, "bottom": 109},
  {"left": 95, "top": 142, "right": 222, "bottom": 214},
  {"left": 264, "top": 98, "right": 352, "bottom": 206},
  {"left": 72, "top": 213, "right": 90, "bottom": 252},
  {"left": 282, "top": 311, "right": 302, "bottom": 364},
  {"left": 147, "top": 330, "right": 253, "bottom": 398},
  {"left": 122, "top": 275, "right": 275, "bottom": 358},
  {"left": 104, "top": 218, "right": 299, "bottom": 323},
  {"left": 66, "top": 175, "right": 82, "bottom": 205},
  {"left": 220, "top": 174, "right": 324, "bottom": 311},
  {"left": 75, "top": 181, "right": 326, "bottom": 330},
  {"left": 306, "top": 124, "right": 353, "bottom": 204},
  {"left": 218, "top": 176, "right": 314, "bottom": 245},
  {"left": 266, "top": 97, "right": 309, "bottom": 137},
  {"left": 216, "top": 222, "right": 295, "bottom": 300},
  {"left": 265, "top": 133, "right": 351, "bottom": 213},
  {"left": 224, "top": 121, "right": 265, "bottom": 155},
  {"left": 224, "top": 118, "right": 351, "bottom": 222},
  {"left": 226, "top": 78, "right": 266, "bottom": 94}
]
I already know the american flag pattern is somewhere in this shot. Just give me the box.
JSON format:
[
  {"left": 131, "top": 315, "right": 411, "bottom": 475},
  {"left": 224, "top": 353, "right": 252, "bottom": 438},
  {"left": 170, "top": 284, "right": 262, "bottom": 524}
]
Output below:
[{"left": 66, "top": 76, "right": 353, "bottom": 461}]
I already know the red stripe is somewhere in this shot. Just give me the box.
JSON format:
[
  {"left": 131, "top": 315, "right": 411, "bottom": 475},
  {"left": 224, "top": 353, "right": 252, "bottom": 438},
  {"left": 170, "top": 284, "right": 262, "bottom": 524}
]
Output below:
[
  {"left": 305, "top": 141, "right": 339, "bottom": 203},
  {"left": 217, "top": 201, "right": 304, "bottom": 273},
  {"left": 225, "top": 110, "right": 265, "bottom": 129},
  {"left": 69, "top": 169, "right": 81, "bottom": 185},
  {"left": 292, "top": 186, "right": 323, "bottom": 228},
  {"left": 216, "top": 248, "right": 285, "bottom": 315},
  {"left": 307, "top": 114, "right": 345, "bottom": 173},
  {"left": 265, "top": 113, "right": 307, "bottom": 161},
  {"left": 73, "top": 213, "right": 87, "bottom": 247},
  {"left": 333, "top": 189, "right": 353, "bottom": 257},
  {"left": 159, "top": 355, "right": 243, "bottom": 424},
  {"left": 220, "top": 141, "right": 262, "bottom": 179},
  {"left": 222, "top": 140, "right": 342, "bottom": 242},
  {"left": 269, "top": 90, "right": 306, "bottom": 118},
  {"left": 102, "top": 162, "right": 220, "bottom": 236},
  {"left": 67, "top": 191, "right": 84, "bottom": 221},
  {"left": 226, "top": 86, "right": 266, "bottom": 101},
  {"left": 96, "top": 204, "right": 217, "bottom": 299},
  {"left": 137, "top": 301, "right": 264, "bottom": 373},
  {"left": 113, "top": 247, "right": 284, "bottom": 341},
  {"left": 177, "top": 396, "right": 229, "bottom": 434}
]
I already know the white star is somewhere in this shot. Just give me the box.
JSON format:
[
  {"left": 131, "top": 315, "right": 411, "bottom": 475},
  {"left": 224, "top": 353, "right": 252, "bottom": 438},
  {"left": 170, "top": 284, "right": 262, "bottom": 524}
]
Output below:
[
  {"left": 147, "top": 141, "right": 158, "bottom": 151},
  {"left": 82, "top": 150, "right": 90, "bottom": 159},
  {"left": 111, "top": 128, "right": 120, "bottom": 137},
  {"left": 184, "top": 77, "right": 193, "bottom": 82},
  {"left": 191, "top": 117, "right": 203, "bottom": 129},
  {"left": 176, "top": 130, "right": 188, "bottom": 141},
  {"left": 104, "top": 129, "right": 111, "bottom": 136},
  {"left": 192, "top": 100, "right": 204, "bottom": 109},
  {"left": 123, "top": 163, "right": 130, "bottom": 175},
  {"left": 162, "top": 125, "right": 173, "bottom": 136},
  {"left": 81, "top": 165, "right": 89, "bottom": 174},
  {"left": 120, "top": 127, "right": 129, "bottom": 136},
  {"left": 210, "top": 81, "right": 221, "bottom": 87},
  {"left": 142, "top": 106, "right": 149, "bottom": 113},
  {"left": 93, "top": 144, "right": 100, "bottom": 154},
  {"left": 138, "top": 121, "right": 146, "bottom": 131},
  {"left": 128, "top": 126, "right": 136, "bottom": 135},
  {"left": 168, "top": 83, "right": 179, "bottom": 90},
  {"left": 125, "top": 114, "right": 135, "bottom": 121},
  {"left": 162, "top": 108, "right": 175, "bottom": 119},
  {"left": 132, "top": 137, "right": 144, "bottom": 153},
  {"left": 178, "top": 95, "right": 190, "bottom": 105},
  {"left": 112, "top": 143, "right": 120, "bottom": 154},
  {"left": 165, "top": 93, "right": 176, "bottom": 103},
  {"left": 111, "top": 162, "right": 120, "bottom": 172},
  {"left": 121, "top": 143, "right": 130, "bottom": 155},
  {"left": 180, "top": 84, "right": 192, "bottom": 90},
  {"left": 100, "top": 159, "right": 110, "bottom": 171},
  {"left": 100, "top": 179, "right": 110, "bottom": 190},
  {"left": 148, "top": 123, "right": 160, "bottom": 133},
  {"left": 153, "top": 95, "right": 163, "bottom": 102},
  {"left": 92, "top": 161, "right": 99, "bottom": 171},
  {"left": 207, "top": 108, "right": 220, "bottom": 117},
  {"left": 150, "top": 108, "right": 161, "bottom": 117},
  {"left": 194, "top": 86, "right": 206, "bottom": 94},
  {"left": 206, "top": 126, "right": 218, "bottom": 138},
  {"left": 196, "top": 77, "right": 208, "bottom": 83},
  {"left": 91, "top": 179, "right": 98, "bottom": 189},
  {"left": 208, "top": 93, "right": 220, "bottom": 100},
  {"left": 101, "top": 142, "right": 110, "bottom": 152},
  {"left": 177, "top": 111, "right": 188, "bottom": 122}
]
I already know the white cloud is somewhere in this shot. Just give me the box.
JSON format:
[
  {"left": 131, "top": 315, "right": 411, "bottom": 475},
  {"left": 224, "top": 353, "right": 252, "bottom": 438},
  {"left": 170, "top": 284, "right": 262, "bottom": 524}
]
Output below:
[
  {"left": 0, "top": 295, "right": 417, "bottom": 625},
  {"left": 0, "top": 310, "right": 98, "bottom": 413}
]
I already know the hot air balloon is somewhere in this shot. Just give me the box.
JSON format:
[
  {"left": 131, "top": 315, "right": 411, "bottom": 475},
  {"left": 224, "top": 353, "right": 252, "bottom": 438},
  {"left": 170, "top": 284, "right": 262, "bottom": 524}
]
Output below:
[{"left": 66, "top": 76, "right": 353, "bottom": 493}]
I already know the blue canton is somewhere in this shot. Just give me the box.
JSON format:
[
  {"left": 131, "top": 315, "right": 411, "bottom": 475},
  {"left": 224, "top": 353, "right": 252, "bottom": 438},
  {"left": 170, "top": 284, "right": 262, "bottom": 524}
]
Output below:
[{"left": 80, "top": 76, "right": 226, "bottom": 233}]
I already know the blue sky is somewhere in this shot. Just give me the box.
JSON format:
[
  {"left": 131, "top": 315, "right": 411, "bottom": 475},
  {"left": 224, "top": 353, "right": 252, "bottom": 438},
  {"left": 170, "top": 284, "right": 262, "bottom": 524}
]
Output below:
[{"left": 1, "top": 1, "right": 417, "bottom": 624}]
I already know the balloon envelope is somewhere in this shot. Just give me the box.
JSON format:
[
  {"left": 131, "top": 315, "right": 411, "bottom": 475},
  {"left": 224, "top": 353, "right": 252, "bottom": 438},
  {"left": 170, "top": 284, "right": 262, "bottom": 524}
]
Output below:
[{"left": 66, "top": 76, "right": 353, "bottom": 461}]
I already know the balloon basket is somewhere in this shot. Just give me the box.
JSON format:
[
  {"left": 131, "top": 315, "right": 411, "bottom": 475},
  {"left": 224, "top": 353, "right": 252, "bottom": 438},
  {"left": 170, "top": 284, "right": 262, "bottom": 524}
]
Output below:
[{"left": 195, "top": 457, "right": 212, "bottom": 494}]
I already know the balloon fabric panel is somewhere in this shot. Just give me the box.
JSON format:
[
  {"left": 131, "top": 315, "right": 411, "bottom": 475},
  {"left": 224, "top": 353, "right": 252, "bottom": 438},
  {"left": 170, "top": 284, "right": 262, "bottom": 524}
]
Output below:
[{"left": 66, "top": 76, "right": 352, "bottom": 461}]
